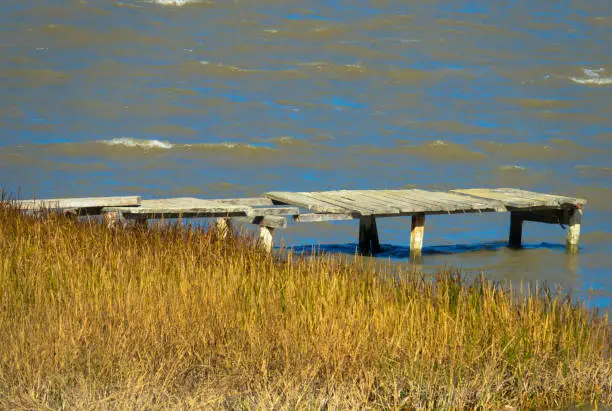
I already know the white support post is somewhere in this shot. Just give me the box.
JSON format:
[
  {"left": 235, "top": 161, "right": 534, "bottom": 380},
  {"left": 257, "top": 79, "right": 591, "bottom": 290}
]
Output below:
[
  {"left": 259, "top": 226, "right": 275, "bottom": 253},
  {"left": 566, "top": 207, "right": 582, "bottom": 253},
  {"left": 214, "top": 217, "right": 231, "bottom": 239},
  {"left": 410, "top": 213, "right": 426, "bottom": 262},
  {"left": 103, "top": 211, "right": 126, "bottom": 229}
]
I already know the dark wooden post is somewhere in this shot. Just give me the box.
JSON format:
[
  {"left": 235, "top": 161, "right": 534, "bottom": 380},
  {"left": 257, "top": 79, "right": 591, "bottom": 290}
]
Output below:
[
  {"left": 359, "top": 216, "right": 381, "bottom": 255},
  {"left": 508, "top": 212, "right": 523, "bottom": 248}
]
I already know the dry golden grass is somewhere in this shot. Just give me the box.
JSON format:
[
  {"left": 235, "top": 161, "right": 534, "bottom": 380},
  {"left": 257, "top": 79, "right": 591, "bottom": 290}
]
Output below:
[{"left": 0, "top": 204, "right": 610, "bottom": 409}]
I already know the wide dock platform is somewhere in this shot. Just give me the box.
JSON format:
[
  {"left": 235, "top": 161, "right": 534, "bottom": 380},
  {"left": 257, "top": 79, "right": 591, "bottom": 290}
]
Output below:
[{"left": 7, "top": 187, "right": 586, "bottom": 258}]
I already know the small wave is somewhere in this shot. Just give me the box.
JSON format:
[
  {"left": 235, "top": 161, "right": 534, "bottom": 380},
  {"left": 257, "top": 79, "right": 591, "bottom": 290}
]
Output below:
[
  {"left": 570, "top": 67, "right": 612, "bottom": 85},
  {"left": 101, "top": 137, "right": 174, "bottom": 149},
  {"left": 149, "top": 0, "right": 202, "bottom": 6},
  {"left": 499, "top": 165, "right": 526, "bottom": 171},
  {"left": 97, "top": 138, "right": 274, "bottom": 151}
]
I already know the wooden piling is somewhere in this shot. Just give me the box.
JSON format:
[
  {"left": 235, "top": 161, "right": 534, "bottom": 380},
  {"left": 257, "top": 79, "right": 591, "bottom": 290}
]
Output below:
[
  {"left": 214, "top": 217, "right": 230, "bottom": 239},
  {"left": 566, "top": 207, "right": 582, "bottom": 253},
  {"left": 509, "top": 212, "right": 523, "bottom": 248},
  {"left": 259, "top": 226, "right": 275, "bottom": 253},
  {"left": 103, "top": 211, "right": 126, "bottom": 229},
  {"left": 410, "top": 213, "right": 425, "bottom": 261},
  {"left": 359, "top": 216, "right": 381, "bottom": 255}
]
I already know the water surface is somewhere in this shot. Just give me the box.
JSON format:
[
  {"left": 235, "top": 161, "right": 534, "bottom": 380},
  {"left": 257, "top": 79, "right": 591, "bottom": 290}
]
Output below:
[{"left": 1, "top": 0, "right": 611, "bottom": 306}]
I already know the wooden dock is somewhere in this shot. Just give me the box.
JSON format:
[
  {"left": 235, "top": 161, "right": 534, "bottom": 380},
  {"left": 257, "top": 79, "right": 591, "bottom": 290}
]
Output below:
[{"left": 8, "top": 187, "right": 586, "bottom": 258}]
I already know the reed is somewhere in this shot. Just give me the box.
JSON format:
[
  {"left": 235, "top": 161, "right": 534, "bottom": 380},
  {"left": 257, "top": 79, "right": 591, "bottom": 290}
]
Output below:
[{"left": 0, "top": 204, "right": 610, "bottom": 409}]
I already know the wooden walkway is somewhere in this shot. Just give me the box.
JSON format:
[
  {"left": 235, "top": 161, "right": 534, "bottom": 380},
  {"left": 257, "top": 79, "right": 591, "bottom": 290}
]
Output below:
[{"left": 9, "top": 188, "right": 586, "bottom": 257}]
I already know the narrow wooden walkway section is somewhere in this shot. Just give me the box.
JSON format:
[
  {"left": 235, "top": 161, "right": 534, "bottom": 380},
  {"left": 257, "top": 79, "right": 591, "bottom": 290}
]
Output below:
[
  {"left": 264, "top": 188, "right": 586, "bottom": 258},
  {"left": 7, "top": 188, "right": 586, "bottom": 257}
]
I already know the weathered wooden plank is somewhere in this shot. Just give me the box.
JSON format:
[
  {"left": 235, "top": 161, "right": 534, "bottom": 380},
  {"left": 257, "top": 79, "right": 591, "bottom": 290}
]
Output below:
[
  {"left": 380, "top": 190, "right": 449, "bottom": 212},
  {"left": 311, "top": 191, "right": 394, "bottom": 215},
  {"left": 16, "top": 196, "right": 141, "bottom": 211},
  {"left": 334, "top": 190, "right": 395, "bottom": 212},
  {"left": 352, "top": 190, "right": 417, "bottom": 212},
  {"left": 247, "top": 206, "right": 300, "bottom": 217},
  {"left": 103, "top": 197, "right": 250, "bottom": 218},
  {"left": 269, "top": 188, "right": 506, "bottom": 217},
  {"left": 452, "top": 188, "right": 586, "bottom": 210},
  {"left": 294, "top": 213, "right": 356, "bottom": 223},
  {"left": 410, "top": 189, "right": 479, "bottom": 211},
  {"left": 265, "top": 192, "right": 350, "bottom": 213},
  {"left": 492, "top": 189, "right": 583, "bottom": 208},
  {"left": 415, "top": 189, "right": 506, "bottom": 212},
  {"left": 232, "top": 216, "right": 287, "bottom": 229},
  {"left": 374, "top": 190, "right": 437, "bottom": 213},
  {"left": 451, "top": 189, "right": 538, "bottom": 208},
  {"left": 385, "top": 189, "right": 466, "bottom": 212},
  {"left": 211, "top": 197, "right": 274, "bottom": 206}
]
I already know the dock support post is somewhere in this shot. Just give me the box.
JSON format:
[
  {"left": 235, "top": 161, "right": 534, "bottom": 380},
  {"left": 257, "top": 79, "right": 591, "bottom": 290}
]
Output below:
[
  {"left": 410, "top": 213, "right": 425, "bottom": 262},
  {"left": 566, "top": 207, "right": 582, "bottom": 253},
  {"left": 509, "top": 212, "right": 523, "bottom": 248},
  {"left": 359, "top": 216, "right": 381, "bottom": 255},
  {"left": 104, "top": 211, "right": 126, "bottom": 229},
  {"left": 214, "top": 217, "right": 231, "bottom": 239},
  {"left": 259, "top": 225, "right": 275, "bottom": 253}
]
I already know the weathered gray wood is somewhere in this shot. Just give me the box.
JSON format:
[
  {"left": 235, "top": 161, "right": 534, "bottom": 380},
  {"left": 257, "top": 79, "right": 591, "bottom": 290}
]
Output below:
[
  {"left": 265, "top": 192, "right": 349, "bottom": 213},
  {"left": 103, "top": 211, "right": 126, "bottom": 229},
  {"left": 359, "top": 216, "right": 381, "bottom": 255},
  {"left": 379, "top": 190, "right": 441, "bottom": 212},
  {"left": 259, "top": 226, "right": 275, "bottom": 253},
  {"left": 16, "top": 196, "right": 141, "bottom": 211},
  {"left": 567, "top": 208, "right": 582, "bottom": 253},
  {"left": 211, "top": 197, "right": 274, "bottom": 206},
  {"left": 452, "top": 188, "right": 586, "bottom": 210},
  {"left": 328, "top": 191, "right": 397, "bottom": 214},
  {"left": 103, "top": 197, "right": 250, "bottom": 218},
  {"left": 410, "top": 214, "right": 426, "bottom": 262},
  {"left": 306, "top": 192, "right": 379, "bottom": 215},
  {"left": 294, "top": 213, "right": 356, "bottom": 223},
  {"left": 413, "top": 189, "right": 507, "bottom": 212},
  {"left": 247, "top": 206, "right": 300, "bottom": 217},
  {"left": 266, "top": 189, "right": 506, "bottom": 217},
  {"left": 232, "top": 215, "right": 287, "bottom": 229},
  {"left": 352, "top": 190, "right": 412, "bottom": 212},
  {"left": 509, "top": 213, "right": 523, "bottom": 248},
  {"left": 214, "top": 218, "right": 230, "bottom": 238}
]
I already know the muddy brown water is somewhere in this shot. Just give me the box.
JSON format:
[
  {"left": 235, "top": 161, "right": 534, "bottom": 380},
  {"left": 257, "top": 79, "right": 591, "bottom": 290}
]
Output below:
[{"left": 1, "top": 0, "right": 611, "bottom": 306}]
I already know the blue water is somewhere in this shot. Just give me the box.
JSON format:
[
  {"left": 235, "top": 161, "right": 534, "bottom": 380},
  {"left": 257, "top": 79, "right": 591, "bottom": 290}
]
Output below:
[{"left": 1, "top": 0, "right": 611, "bottom": 306}]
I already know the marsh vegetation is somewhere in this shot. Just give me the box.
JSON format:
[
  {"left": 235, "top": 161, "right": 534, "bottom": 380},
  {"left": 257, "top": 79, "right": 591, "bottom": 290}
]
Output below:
[{"left": 0, "top": 205, "right": 610, "bottom": 409}]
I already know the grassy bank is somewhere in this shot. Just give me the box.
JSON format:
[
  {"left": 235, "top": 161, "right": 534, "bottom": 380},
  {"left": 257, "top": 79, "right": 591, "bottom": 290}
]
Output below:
[{"left": 0, "top": 205, "right": 610, "bottom": 409}]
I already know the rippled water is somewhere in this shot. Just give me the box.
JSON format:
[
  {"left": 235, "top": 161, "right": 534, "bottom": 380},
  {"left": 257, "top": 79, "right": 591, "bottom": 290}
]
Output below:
[{"left": 1, "top": 0, "right": 611, "bottom": 306}]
